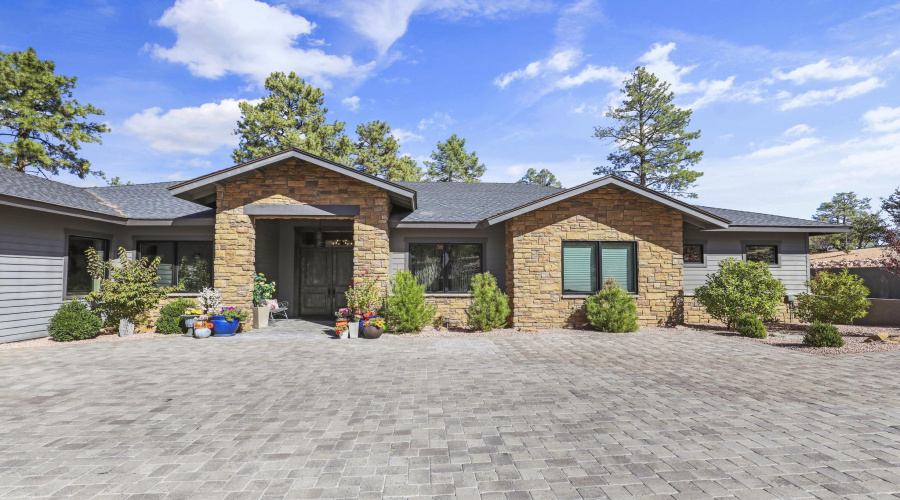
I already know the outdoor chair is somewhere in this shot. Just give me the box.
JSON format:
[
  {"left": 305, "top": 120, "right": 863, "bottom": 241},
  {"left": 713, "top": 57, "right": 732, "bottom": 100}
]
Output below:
[{"left": 269, "top": 301, "right": 289, "bottom": 321}]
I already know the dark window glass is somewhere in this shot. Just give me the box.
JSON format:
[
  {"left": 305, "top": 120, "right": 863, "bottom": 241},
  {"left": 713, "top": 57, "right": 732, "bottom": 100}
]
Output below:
[
  {"left": 138, "top": 241, "right": 213, "bottom": 292},
  {"left": 66, "top": 236, "right": 109, "bottom": 295},
  {"left": 746, "top": 244, "right": 778, "bottom": 264},
  {"left": 562, "top": 241, "right": 637, "bottom": 294},
  {"left": 683, "top": 244, "right": 704, "bottom": 264},
  {"left": 409, "top": 243, "right": 483, "bottom": 293}
]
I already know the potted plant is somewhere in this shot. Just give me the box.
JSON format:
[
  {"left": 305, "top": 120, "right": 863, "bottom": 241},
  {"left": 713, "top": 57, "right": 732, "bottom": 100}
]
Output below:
[
  {"left": 335, "top": 307, "right": 351, "bottom": 336},
  {"left": 363, "top": 316, "right": 385, "bottom": 339},
  {"left": 345, "top": 271, "right": 383, "bottom": 336},
  {"left": 198, "top": 287, "right": 223, "bottom": 313},
  {"left": 252, "top": 273, "right": 276, "bottom": 329},
  {"left": 349, "top": 313, "right": 362, "bottom": 339},
  {"left": 193, "top": 315, "right": 212, "bottom": 338},
  {"left": 211, "top": 306, "right": 249, "bottom": 337},
  {"left": 334, "top": 321, "right": 349, "bottom": 339}
]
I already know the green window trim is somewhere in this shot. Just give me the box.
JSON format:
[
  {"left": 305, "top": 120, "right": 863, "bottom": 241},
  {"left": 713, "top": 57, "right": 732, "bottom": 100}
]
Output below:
[{"left": 562, "top": 241, "right": 638, "bottom": 294}]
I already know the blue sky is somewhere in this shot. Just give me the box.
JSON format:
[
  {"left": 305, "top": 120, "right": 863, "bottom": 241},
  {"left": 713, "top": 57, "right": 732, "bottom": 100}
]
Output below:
[{"left": 2, "top": 0, "right": 899, "bottom": 219}]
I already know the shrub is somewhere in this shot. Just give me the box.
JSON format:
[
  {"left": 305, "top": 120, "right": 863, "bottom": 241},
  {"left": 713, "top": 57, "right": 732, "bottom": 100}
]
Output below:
[
  {"left": 86, "top": 247, "right": 181, "bottom": 328},
  {"left": 585, "top": 279, "right": 639, "bottom": 332},
  {"left": 796, "top": 269, "right": 870, "bottom": 325},
  {"left": 48, "top": 300, "right": 102, "bottom": 342},
  {"left": 383, "top": 271, "right": 437, "bottom": 333},
  {"left": 466, "top": 272, "right": 510, "bottom": 331},
  {"left": 694, "top": 258, "right": 786, "bottom": 328},
  {"left": 736, "top": 314, "right": 766, "bottom": 338},
  {"left": 803, "top": 321, "right": 844, "bottom": 348},
  {"left": 156, "top": 298, "right": 196, "bottom": 334},
  {"left": 252, "top": 273, "right": 276, "bottom": 306},
  {"left": 345, "top": 271, "right": 383, "bottom": 315}
]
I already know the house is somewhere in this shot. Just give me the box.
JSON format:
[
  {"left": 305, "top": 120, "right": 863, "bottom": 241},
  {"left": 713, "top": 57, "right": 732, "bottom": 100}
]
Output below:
[{"left": 0, "top": 148, "right": 847, "bottom": 343}]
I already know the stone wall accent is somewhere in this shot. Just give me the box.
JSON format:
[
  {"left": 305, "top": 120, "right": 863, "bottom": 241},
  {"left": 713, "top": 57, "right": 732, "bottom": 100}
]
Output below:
[
  {"left": 425, "top": 295, "right": 471, "bottom": 328},
  {"left": 684, "top": 296, "right": 794, "bottom": 325},
  {"left": 505, "top": 185, "right": 684, "bottom": 330},
  {"left": 215, "top": 159, "right": 391, "bottom": 326}
]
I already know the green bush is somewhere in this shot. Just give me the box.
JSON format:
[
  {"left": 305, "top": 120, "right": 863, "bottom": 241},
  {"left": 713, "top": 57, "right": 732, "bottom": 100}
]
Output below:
[
  {"left": 694, "top": 258, "right": 786, "bottom": 328},
  {"left": 736, "top": 314, "right": 767, "bottom": 338},
  {"left": 47, "top": 300, "right": 102, "bottom": 342},
  {"left": 797, "top": 269, "right": 870, "bottom": 325},
  {"left": 585, "top": 279, "right": 639, "bottom": 332},
  {"left": 803, "top": 321, "right": 844, "bottom": 348},
  {"left": 383, "top": 271, "right": 437, "bottom": 333},
  {"left": 466, "top": 272, "right": 510, "bottom": 331},
  {"left": 156, "top": 298, "right": 195, "bottom": 334}
]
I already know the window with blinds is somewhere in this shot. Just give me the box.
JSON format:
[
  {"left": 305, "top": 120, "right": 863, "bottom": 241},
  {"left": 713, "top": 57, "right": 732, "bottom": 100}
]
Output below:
[{"left": 562, "top": 241, "right": 637, "bottom": 294}]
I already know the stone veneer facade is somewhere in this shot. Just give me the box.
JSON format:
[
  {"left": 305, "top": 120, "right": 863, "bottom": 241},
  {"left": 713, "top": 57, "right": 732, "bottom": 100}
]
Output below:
[
  {"left": 214, "top": 159, "right": 391, "bottom": 327},
  {"left": 683, "top": 296, "right": 794, "bottom": 325},
  {"left": 505, "top": 185, "right": 684, "bottom": 330},
  {"left": 425, "top": 296, "right": 471, "bottom": 328}
]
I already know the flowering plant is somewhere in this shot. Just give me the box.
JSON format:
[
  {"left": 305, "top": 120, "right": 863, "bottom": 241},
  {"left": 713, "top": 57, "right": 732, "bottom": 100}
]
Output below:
[
  {"left": 184, "top": 307, "right": 204, "bottom": 315},
  {"left": 194, "top": 321, "right": 213, "bottom": 329},
  {"left": 335, "top": 307, "right": 352, "bottom": 319},
  {"left": 335, "top": 323, "right": 348, "bottom": 335},
  {"left": 218, "top": 306, "right": 250, "bottom": 322},
  {"left": 345, "top": 271, "right": 383, "bottom": 315},
  {"left": 364, "top": 317, "right": 385, "bottom": 329},
  {"left": 198, "top": 287, "right": 223, "bottom": 313}
]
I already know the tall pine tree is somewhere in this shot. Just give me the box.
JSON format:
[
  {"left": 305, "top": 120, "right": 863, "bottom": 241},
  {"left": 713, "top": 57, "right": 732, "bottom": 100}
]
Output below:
[
  {"left": 352, "top": 121, "right": 422, "bottom": 181},
  {"left": 232, "top": 72, "right": 352, "bottom": 164},
  {"left": 593, "top": 66, "right": 703, "bottom": 198},
  {"left": 518, "top": 168, "right": 562, "bottom": 188},
  {"left": 424, "top": 134, "right": 485, "bottom": 182}
]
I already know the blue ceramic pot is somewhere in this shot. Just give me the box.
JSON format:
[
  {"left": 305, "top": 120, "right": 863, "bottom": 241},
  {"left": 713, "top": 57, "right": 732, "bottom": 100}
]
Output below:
[{"left": 210, "top": 315, "right": 240, "bottom": 336}]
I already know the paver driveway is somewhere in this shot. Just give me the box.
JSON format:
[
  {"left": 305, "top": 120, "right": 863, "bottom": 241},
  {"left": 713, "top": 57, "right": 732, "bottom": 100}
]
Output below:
[{"left": 1, "top": 330, "right": 900, "bottom": 499}]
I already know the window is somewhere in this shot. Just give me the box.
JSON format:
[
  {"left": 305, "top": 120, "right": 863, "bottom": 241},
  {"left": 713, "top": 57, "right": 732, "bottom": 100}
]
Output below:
[
  {"left": 562, "top": 241, "right": 637, "bottom": 294},
  {"left": 138, "top": 241, "right": 214, "bottom": 292},
  {"left": 409, "top": 243, "right": 483, "bottom": 293},
  {"left": 683, "top": 243, "right": 704, "bottom": 264},
  {"left": 746, "top": 244, "right": 778, "bottom": 264},
  {"left": 67, "top": 236, "right": 109, "bottom": 295}
]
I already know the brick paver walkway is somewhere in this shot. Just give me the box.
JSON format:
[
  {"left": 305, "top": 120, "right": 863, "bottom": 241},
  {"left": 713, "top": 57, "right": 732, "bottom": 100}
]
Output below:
[{"left": 1, "top": 330, "right": 899, "bottom": 499}]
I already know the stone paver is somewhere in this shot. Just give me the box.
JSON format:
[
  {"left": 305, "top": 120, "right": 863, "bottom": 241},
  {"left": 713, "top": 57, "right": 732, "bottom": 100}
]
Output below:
[{"left": 1, "top": 330, "right": 900, "bottom": 499}]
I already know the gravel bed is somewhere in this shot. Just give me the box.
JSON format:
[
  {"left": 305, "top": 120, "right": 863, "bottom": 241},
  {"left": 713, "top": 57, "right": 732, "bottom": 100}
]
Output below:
[
  {"left": 0, "top": 330, "right": 176, "bottom": 351},
  {"left": 686, "top": 322, "right": 900, "bottom": 355}
]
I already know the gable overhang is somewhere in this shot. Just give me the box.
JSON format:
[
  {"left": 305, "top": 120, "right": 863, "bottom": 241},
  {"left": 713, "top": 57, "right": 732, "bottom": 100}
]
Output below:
[
  {"left": 167, "top": 148, "right": 418, "bottom": 210},
  {"left": 482, "top": 176, "right": 731, "bottom": 229},
  {"left": 699, "top": 225, "right": 850, "bottom": 234}
]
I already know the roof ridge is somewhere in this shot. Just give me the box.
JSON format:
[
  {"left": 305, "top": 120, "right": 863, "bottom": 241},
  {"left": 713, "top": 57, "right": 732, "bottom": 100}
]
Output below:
[{"left": 85, "top": 190, "right": 127, "bottom": 217}]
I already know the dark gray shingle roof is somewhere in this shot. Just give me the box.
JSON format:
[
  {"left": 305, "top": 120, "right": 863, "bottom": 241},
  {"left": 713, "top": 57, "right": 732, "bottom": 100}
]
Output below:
[
  {"left": 0, "top": 168, "right": 123, "bottom": 216},
  {"left": 694, "top": 206, "right": 838, "bottom": 227},
  {"left": 88, "top": 182, "right": 213, "bottom": 219},
  {"left": 393, "top": 182, "right": 562, "bottom": 222}
]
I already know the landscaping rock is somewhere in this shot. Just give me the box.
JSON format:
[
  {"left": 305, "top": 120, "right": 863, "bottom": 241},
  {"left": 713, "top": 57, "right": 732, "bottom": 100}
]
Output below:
[{"left": 869, "top": 332, "right": 890, "bottom": 342}]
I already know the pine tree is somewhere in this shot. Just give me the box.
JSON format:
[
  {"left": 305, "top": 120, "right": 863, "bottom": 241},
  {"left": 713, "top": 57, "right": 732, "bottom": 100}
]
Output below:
[
  {"left": 0, "top": 48, "right": 109, "bottom": 178},
  {"left": 518, "top": 168, "right": 562, "bottom": 188},
  {"left": 352, "top": 121, "right": 422, "bottom": 181},
  {"left": 425, "top": 134, "right": 485, "bottom": 182},
  {"left": 466, "top": 272, "right": 510, "bottom": 331},
  {"left": 232, "top": 72, "right": 352, "bottom": 164},
  {"left": 593, "top": 66, "right": 703, "bottom": 197},
  {"left": 882, "top": 187, "right": 900, "bottom": 229},
  {"left": 383, "top": 271, "right": 436, "bottom": 333}
]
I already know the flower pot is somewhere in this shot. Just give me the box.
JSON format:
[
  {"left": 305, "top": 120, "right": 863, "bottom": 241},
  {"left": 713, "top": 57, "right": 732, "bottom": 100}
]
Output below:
[
  {"left": 210, "top": 315, "right": 240, "bottom": 336},
  {"left": 363, "top": 325, "right": 383, "bottom": 339},
  {"left": 337, "top": 328, "right": 349, "bottom": 339},
  {"left": 181, "top": 315, "right": 199, "bottom": 336},
  {"left": 349, "top": 321, "right": 360, "bottom": 339},
  {"left": 252, "top": 306, "right": 269, "bottom": 329},
  {"left": 119, "top": 318, "right": 134, "bottom": 337},
  {"left": 194, "top": 326, "right": 211, "bottom": 338}
]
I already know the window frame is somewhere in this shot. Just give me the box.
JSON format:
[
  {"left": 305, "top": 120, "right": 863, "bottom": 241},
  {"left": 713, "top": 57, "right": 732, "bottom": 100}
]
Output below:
[
  {"left": 407, "top": 241, "right": 485, "bottom": 294},
  {"left": 136, "top": 240, "right": 215, "bottom": 292},
  {"left": 683, "top": 241, "right": 707, "bottom": 268},
  {"left": 64, "top": 233, "right": 111, "bottom": 297},
  {"left": 742, "top": 241, "right": 781, "bottom": 267},
  {"left": 561, "top": 240, "right": 639, "bottom": 295}
]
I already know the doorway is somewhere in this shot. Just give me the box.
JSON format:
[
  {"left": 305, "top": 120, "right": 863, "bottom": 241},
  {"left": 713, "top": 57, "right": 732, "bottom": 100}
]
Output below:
[{"left": 296, "top": 229, "right": 354, "bottom": 317}]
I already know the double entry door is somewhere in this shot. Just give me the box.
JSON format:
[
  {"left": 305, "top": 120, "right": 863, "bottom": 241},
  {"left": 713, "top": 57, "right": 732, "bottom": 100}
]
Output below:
[{"left": 298, "top": 246, "right": 353, "bottom": 317}]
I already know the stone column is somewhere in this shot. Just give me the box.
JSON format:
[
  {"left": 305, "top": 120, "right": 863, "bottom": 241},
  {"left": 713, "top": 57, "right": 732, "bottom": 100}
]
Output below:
[{"left": 214, "top": 200, "right": 256, "bottom": 315}]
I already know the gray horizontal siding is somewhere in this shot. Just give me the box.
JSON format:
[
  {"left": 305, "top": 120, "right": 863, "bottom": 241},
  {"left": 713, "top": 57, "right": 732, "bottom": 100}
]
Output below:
[{"left": 683, "top": 230, "right": 810, "bottom": 295}]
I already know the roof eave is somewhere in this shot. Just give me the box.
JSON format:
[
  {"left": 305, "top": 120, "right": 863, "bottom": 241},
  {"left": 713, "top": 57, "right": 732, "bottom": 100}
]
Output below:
[
  {"left": 0, "top": 194, "right": 127, "bottom": 224},
  {"left": 700, "top": 225, "right": 850, "bottom": 233}
]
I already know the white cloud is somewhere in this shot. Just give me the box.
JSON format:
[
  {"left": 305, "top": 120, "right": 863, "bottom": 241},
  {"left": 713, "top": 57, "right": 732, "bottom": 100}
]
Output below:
[
  {"left": 149, "top": 0, "right": 373, "bottom": 88},
  {"left": 122, "top": 98, "right": 257, "bottom": 154},
  {"left": 166, "top": 172, "right": 188, "bottom": 181},
  {"left": 778, "top": 77, "right": 885, "bottom": 110},
  {"left": 341, "top": 96, "right": 361, "bottom": 111},
  {"left": 392, "top": 128, "right": 424, "bottom": 144},
  {"left": 863, "top": 106, "right": 900, "bottom": 133},
  {"left": 554, "top": 64, "right": 626, "bottom": 89},
  {"left": 773, "top": 57, "right": 880, "bottom": 84},
  {"left": 495, "top": 49, "right": 582, "bottom": 89},
  {"left": 417, "top": 112, "right": 454, "bottom": 131},
  {"left": 784, "top": 124, "right": 815, "bottom": 136},
  {"left": 744, "top": 137, "right": 822, "bottom": 159}
]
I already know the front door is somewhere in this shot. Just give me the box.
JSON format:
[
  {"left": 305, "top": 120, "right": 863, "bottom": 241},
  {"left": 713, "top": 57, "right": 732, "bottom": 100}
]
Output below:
[{"left": 298, "top": 246, "right": 354, "bottom": 316}]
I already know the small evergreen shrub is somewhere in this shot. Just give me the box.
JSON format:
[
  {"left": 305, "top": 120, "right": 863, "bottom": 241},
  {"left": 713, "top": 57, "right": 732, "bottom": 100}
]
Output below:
[
  {"left": 585, "top": 279, "right": 639, "bottom": 332},
  {"left": 797, "top": 269, "right": 870, "bottom": 325},
  {"left": 156, "top": 298, "right": 196, "bottom": 334},
  {"left": 736, "top": 314, "right": 766, "bottom": 338},
  {"left": 803, "top": 321, "right": 844, "bottom": 348},
  {"left": 694, "top": 258, "right": 786, "bottom": 328},
  {"left": 466, "top": 272, "right": 510, "bottom": 331},
  {"left": 383, "top": 271, "right": 437, "bottom": 333},
  {"left": 47, "top": 300, "right": 102, "bottom": 342}
]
